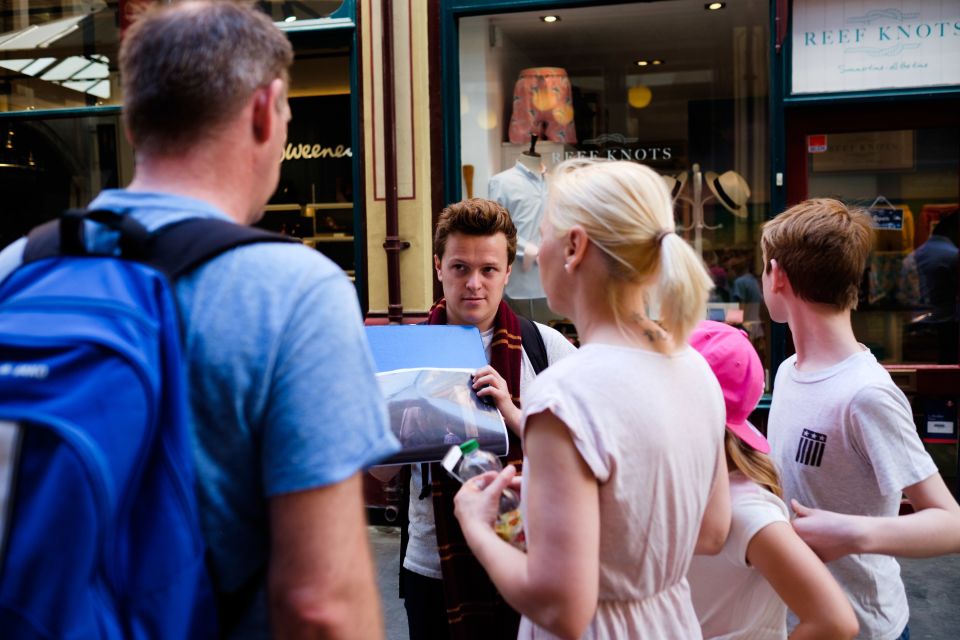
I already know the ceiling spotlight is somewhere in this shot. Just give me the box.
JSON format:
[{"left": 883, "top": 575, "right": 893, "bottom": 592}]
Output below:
[
  {"left": 705, "top": 2, "right": 726, "bottom": 10},
  {"left": 636, "top": 60, "right": 649, "bottom": 67},
  {"left": 540, "top": 15, "right": 560, "bottom": 23},
  {"left": 282, "top": 4, "right": 297, "bottom": 22},
  {"left": 651, "top": 59, "right": 664, "bottom": 65}
]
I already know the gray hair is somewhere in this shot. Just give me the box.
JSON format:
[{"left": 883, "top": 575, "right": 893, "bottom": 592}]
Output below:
[{"left": 120, "top": 0, "right": 293, "bottom": 155}]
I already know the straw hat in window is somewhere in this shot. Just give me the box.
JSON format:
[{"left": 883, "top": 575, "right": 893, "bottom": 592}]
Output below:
[
  {"left": 705, "top": 170, "right": 750, "bottom": 218},
  {"left": 661, "top": 171, "right": 688, "bottom": 204}
]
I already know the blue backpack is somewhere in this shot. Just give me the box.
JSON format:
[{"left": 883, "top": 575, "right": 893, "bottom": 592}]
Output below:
[{"left": 0, "top": 209, "right": 290, "bottom": 639}]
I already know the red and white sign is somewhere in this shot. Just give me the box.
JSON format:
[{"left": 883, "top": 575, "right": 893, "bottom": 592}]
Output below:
[{"left": 807, "top": 134, "right": 828, "bottom": 153}]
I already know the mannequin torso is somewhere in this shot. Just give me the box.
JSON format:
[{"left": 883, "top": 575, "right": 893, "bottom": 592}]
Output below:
[{"left": 517, "top": 152, "right": 542, "bottom": 174}]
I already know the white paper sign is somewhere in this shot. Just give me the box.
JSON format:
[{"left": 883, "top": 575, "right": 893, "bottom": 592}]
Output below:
[
  {"left": 927, "top": 420, "right": 954, "bottom": 435},
  {"left": 792, "top": 0, "right": 960, "bottom": 94}
]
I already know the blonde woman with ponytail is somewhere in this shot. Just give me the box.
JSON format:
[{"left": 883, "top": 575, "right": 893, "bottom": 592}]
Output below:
[
  {"left": 454, "top": 159, "right": 731, "bottom": 639},
  {"left": 687, "top": 321, "right": 858, "bottom": 640}
]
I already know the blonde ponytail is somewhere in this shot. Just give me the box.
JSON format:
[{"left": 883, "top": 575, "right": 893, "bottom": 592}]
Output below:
[
  {"left": 546, "top": 158, "right": 713, "bottom": 346},
  {"left": 656, "top": 232, "right": 713, "bottom": 345},
  {"left": 725, "top": 431, "right": 783, "bottom": 499}
]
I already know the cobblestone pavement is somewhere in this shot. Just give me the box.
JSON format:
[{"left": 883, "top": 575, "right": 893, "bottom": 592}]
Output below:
[
  {"left": 899, "top": 555, "right": 960, "bottom": 639},
  {"left": 369, "top": 526, "right": 960, "bottom": 639},
  {"left": 370, "top": 526, "right": 408, "bottom": 640}
]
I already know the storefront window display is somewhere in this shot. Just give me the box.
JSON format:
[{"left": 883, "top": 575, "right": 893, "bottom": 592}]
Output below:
[
  {"left": 457, "top": 0, "right": 772, "bottom": 378},
  {"left": 785, "top": 0, "right": 960, "bottom": 488},
  {"left": 0, "top": 2, "right": 346, "bottom": 114},
  {"left": 256, "top": 1, "right": 345, "bottom": 23},
  {"left": 806, "top": 128, "right": 959, "bottom": 366},
  {"left": 256, "top": 44, "right": 358, "bottom": 280},
  {"left": 0, "top": 6, "right": 360, "bottom": 283},
  {"left": 0, "top": 113, "right": 129, "bottom": 247},
  {"left": 0, "top": 1, "right": 121, "bottom": 112}
]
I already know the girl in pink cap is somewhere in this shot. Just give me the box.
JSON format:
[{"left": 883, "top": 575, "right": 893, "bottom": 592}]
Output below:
[{"left": 687, "top": 320, "right": 858, "bottom": 640}]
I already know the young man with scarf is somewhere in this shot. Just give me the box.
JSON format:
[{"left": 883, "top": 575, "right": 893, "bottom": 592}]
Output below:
[{"left": 401, "top": 198, "right": 575, "bottom": 639}]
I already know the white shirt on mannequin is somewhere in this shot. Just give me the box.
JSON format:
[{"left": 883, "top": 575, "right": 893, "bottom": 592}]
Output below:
[{"left": 488, "top": 160, "right": 547, "bottom": 300}]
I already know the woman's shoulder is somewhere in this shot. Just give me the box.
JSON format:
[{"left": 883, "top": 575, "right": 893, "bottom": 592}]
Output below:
[
  {"left": 532, "top": 342, "right": 607, "bottom": 383},
  {"left": 729, "top": 472, "right": 789, "bottom": 520}
]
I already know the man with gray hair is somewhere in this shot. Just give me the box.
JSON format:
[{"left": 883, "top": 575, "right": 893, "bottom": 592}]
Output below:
[{"left": 0, "top": 2, "right": 398, "bottom": 637}]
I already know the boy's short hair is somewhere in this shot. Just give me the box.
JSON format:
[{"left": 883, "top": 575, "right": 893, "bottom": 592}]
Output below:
[
  {"left": 761, "top": 198, "right": 873, "bottom": 310},
  {"left": 434, "top": 198, "right": 518, "bottom": 265}
]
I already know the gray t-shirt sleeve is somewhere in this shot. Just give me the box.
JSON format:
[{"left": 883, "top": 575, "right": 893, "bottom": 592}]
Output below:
[
  {"left": 848, "top": 384, "right": 938, "bottom": 497},
  {"left": 261, "top": 269, "right": 398, "bottom": 495}
]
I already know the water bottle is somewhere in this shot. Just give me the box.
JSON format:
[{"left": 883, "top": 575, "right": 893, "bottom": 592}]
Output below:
[{"left": 457, "top": 439, "right": 526, "bottom": 549}]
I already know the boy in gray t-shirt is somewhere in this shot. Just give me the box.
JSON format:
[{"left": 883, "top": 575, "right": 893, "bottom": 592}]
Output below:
[{"left": 762, "top": 198, "right": 960, "bottom": 640}]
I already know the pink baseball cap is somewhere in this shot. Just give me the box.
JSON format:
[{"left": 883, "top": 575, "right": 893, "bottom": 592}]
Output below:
[{"left": 689, "top": 320, "right": 769, "bottom": 453}]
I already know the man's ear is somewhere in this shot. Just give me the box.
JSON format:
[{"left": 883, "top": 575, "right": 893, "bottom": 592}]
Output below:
[
  {"left": 433, "top": 254, "right": 442, "bottom": 280},
  {"left": 252, "top": 78, "right": 284, "bottom": 143},
  {"left": 122, "top": 124, "right": 136, "bottom": 148}
]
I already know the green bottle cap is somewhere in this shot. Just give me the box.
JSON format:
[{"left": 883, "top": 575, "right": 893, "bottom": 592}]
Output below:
[{"left": 460, "top": 439, "right": 479, "bottom": 454}]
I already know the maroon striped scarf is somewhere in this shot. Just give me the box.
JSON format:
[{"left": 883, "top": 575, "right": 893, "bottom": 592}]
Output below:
[{"left": 426, "top": 298, "right": 523, "bottom": 639}]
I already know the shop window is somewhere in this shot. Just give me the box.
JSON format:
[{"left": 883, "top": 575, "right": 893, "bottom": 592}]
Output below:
[
  {"left": 806, "top": 128, "right": 960, "bottom": 366},
  {"left": 0, "top": 1, "right": 123, "bottom": 112},
  {"left": 0, "top": 57, "right": 355, "bottom": 252},
  {"left": 0, "top": 115, "right": 131, "bottom": 248},
  {"left": 256, "top": 45, "right": 356, "bottom": 279},
  {"left": 457, "top": 0, "right": 772, "bottom": 380},
  {"left": 0, "top": 2, "right": 345, "bottom": 114},
  {"left": 256, "top": 1, "right": 344, "bottom": 23}
]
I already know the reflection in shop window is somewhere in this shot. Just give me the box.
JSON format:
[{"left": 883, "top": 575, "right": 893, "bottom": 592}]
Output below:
[
  {"left": 256, "top": 1, "right": 345, "bottom": 23},
  {"left": 255, "top": 43, "right": 357, "bottom": 280},
  {"left": 807, "top": 128, "right": 959, "bottom": 365},
  {"left": 0, "top": 115, "right": 131, "bottom": 249},
  {"left": 458, "top": 0, "right": 771, "bottom": 380},
  {"left": 0, "top": 1, "right": 346, "bottom": 113},
  {"left": 0, "top": 2, "right": 120, "bottom": 112}
]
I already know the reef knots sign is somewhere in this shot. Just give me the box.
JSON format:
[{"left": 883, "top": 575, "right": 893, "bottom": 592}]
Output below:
[{"left": 792, "top": 0, "right": 960, "bottom": 94}]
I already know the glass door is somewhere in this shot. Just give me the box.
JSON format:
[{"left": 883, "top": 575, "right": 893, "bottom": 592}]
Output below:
[{"left": 785, "top": 98, "right": 960, "bottom": 493}]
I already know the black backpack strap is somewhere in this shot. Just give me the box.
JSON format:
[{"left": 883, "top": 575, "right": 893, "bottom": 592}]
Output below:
[
  {"left": 143, "top": 218, "right": 296, "bottom": 280},
  {"left": 23, "top": 211, "right": 296, "bottom": 280},
  {"left": 519, "top": 315, "right": 548, "bottom": 375},
  {"left": 23, "top": 209, "right": 151, "bottom": 263},
  {"left": 22, "top": 220, "right": 59, "bottom": 263}
]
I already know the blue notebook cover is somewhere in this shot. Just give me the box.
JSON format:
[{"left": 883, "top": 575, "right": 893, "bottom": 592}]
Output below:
[
  {"left": 365, "top": 324, "right": 487, "bottom": 372},
  {"left": 365, "top": 325, "right": 507, "bottom": 462}
]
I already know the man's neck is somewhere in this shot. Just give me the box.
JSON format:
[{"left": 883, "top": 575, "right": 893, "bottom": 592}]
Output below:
[
  {"left": 444, "top": 309, "right": 496, "bottom": 333},
  {"left": 788, "top": 303, "right": 862, "bottom": 372},
  {"left": 126, "top": 141, "right": 258, "bottom": 225},
  {"left": 472, "top": 317, "right": 496, "bottom": 333}
]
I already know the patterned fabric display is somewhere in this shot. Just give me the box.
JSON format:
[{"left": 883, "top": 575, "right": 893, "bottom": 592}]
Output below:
[{"left": 508, "top": 67, "right": 577, "bottom": 145}]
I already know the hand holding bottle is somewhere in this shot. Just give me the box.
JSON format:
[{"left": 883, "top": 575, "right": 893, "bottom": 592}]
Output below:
[
  {"left": 454, "top": 464, "right": 525, "bottom": 550},
  {"left": 448, "top": 440, "right": 526, "bottom": 549}
]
